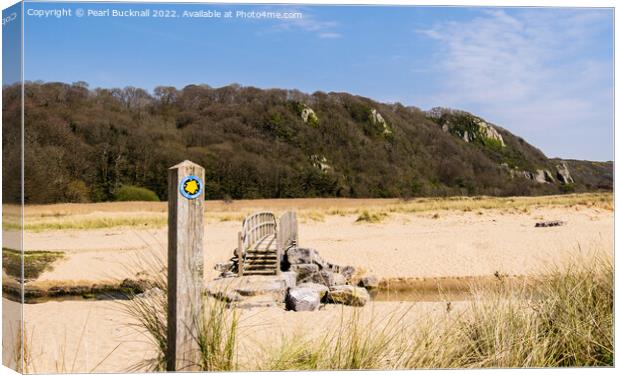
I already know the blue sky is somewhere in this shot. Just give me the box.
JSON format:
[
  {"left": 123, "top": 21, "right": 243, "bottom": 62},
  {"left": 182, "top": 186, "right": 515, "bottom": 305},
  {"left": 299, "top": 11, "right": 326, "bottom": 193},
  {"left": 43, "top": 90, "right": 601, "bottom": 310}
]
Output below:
[{"left": 16, "top": 2, "right": 615, "bottom": 161}]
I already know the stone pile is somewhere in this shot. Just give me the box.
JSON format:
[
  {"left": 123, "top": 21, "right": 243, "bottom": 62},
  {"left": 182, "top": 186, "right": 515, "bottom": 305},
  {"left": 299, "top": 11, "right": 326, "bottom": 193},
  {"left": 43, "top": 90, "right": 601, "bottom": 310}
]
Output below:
[
  {"left": 283, "top": 247, "right": 371, "bottom": 311},
  {"left": 210, "top": 246, "right": 376, "bottom": 311}
]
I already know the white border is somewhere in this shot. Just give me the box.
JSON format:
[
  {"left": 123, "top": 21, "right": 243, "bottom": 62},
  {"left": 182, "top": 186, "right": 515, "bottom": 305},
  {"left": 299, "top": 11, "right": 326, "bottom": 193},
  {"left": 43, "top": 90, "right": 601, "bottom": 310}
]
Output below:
[{"left": 0, "top": 1, "right": 616, "bottom": 375}]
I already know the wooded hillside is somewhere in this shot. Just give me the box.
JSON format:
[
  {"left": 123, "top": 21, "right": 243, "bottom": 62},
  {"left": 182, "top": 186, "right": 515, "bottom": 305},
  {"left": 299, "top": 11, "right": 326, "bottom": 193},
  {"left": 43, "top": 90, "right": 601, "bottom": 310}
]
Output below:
[{"left": 1, "top": 82, "right": 613, "bottom": 203}]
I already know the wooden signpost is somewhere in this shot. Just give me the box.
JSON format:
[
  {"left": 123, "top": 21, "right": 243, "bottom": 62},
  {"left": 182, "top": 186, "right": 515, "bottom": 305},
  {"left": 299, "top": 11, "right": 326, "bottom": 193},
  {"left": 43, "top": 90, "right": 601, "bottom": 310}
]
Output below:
[{"left": 167, "top": 160, "right": 205, "bottom": 371}]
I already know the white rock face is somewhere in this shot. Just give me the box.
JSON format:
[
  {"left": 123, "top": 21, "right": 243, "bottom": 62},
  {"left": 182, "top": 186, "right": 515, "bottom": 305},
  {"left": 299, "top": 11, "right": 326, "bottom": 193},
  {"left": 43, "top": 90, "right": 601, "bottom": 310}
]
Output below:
[
  {"left": 301, "top": 106, "right": 318, "bottom": 125},
  {"left": 310, "top": 154, "right": 331, "bottom": 172},
  {"left": 556, "top": 162, "right": 575, "bottom": 184},
  {"left": 475, "top": 119, "right": 505, "bottom": 147},
  {"left": 462, "top": 130, "right": 471, "bottom": 142},
  {"left": 534, "top": 169, "right": 555, "bottom": 184},
  {"left": 370, "top": 109, "right": 392, "bottom": 135}
]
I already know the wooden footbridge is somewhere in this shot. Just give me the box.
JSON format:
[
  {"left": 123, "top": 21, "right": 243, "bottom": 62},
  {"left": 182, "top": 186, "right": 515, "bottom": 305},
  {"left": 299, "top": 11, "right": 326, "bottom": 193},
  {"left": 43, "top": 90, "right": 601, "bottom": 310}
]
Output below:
[{"left": 235, "top": 211, "right": 298, "bottom": 276}]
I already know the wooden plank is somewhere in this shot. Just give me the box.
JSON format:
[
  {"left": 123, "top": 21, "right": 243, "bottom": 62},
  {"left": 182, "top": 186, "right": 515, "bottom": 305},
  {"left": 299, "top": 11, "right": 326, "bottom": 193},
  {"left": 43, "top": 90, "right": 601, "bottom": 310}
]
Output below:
[{"left": 167, "top": 160, "right": 205, "bottom": 371}]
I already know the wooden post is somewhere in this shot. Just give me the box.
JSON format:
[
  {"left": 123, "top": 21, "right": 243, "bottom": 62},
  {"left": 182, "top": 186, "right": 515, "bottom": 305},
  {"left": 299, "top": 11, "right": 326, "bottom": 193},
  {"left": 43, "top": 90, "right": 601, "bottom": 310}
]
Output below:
[
  {"left": 167, "top": 160, "right": 205, "bottom": 371},
  {"left": 237, "top": 231, "right": 244, "bottom": 276}
]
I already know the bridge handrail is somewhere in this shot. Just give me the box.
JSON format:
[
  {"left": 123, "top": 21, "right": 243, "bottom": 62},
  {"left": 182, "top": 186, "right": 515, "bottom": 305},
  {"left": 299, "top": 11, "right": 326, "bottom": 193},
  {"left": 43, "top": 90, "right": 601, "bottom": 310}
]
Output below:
[
  {"left": 240, "top": 211, "right": 277, "bottom": 252},
  {"left": 237, "top": 211, "right": 297, "bottom": 276},
  {"left": 278, "top": 211, "right": 298, "bottom": 252}
]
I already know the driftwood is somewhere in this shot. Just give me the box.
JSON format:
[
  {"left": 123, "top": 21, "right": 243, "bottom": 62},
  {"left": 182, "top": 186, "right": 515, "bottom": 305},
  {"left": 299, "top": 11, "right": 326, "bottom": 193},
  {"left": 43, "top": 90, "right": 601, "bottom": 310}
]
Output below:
[{"left": 535, "top": 220, "right": 566, "bottom": 228}]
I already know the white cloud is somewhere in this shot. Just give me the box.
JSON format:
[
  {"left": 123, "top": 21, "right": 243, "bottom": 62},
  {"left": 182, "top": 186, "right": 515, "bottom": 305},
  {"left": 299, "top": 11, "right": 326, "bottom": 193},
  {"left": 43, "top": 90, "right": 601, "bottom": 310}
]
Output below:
[
  {"left": 318, "top": 32, "right": 343, "bottom": 39},
  {"left": 420, "top": 9, "right": 613, "bottom": 160}
]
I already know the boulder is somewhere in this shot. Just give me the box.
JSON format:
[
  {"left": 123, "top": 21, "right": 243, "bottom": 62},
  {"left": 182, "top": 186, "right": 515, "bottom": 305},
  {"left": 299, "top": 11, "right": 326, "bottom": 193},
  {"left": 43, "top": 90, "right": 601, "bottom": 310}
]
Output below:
[
  {"left": 136, "top": 287, "right": 164, "bottom": 299},
  {"left": 358, "top": 275, "right": 379, "bottom": 290},
  {"left": 214, "top": 261, "right": 233, "bottom": 273},
  {"left": 281, "top": 271, "right": 297, "bottom": 289},
  {"left": 301, "top": 270, "right": 346, "bottom": 287},
  {"left": 286, "top": 287, "right": 321, "bottom": 311},
  {"left": 205, "top": 275, "right": 289, "bottom": 305},
  {"left": 297, "top": 282, "right": 329, "bottom": 298},
  {"left": 121, "top": 278, "right": 154, "bottom": 294},
  {"left": 290, "top": 263, "right": 319, "bottom": 281},
  {"left": 340, "top": 266, "right": 356, "bottom": 280},
  {"left": 556, "top": 163, "right": 574, "bottom": 184},
  {"left": 331, "top": 272, "right": 347, "bottom": 287},
  {"left": 326, "top": 286, "right": 370, "bottom": 307},
  {"left": 286, "top": 247, "right": 327, "bottom": 268}
]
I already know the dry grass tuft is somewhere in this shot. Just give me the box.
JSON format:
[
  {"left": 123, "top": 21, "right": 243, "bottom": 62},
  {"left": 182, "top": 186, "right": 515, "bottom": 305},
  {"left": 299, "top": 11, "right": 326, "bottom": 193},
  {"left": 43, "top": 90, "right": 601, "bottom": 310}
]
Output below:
[{"left": 356, "top": 210, "right": 389, "bottom": 224}]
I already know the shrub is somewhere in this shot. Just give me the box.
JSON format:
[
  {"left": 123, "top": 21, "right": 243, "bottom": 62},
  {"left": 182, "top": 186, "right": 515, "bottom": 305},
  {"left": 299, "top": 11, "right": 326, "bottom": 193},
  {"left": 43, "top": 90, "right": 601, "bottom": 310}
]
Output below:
[
  {"left": 65, "top": 180, "right": 91, "bottom": 203},
  {"left": 114, "top": 185, "right": 160, "bottom": 202}
]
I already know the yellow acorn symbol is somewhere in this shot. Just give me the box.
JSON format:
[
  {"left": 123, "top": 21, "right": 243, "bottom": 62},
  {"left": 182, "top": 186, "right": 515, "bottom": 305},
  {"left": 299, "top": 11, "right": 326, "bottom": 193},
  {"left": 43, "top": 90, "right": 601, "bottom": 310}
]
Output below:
[{"left": 184, "top": 179, "right": 200, "bottom": 195}]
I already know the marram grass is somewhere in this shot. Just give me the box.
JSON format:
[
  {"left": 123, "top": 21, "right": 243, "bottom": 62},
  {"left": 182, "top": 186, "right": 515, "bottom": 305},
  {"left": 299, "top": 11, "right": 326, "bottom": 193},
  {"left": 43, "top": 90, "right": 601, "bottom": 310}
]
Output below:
[{"left": 127, "top": 254, "right": 612, "bottom": 371}]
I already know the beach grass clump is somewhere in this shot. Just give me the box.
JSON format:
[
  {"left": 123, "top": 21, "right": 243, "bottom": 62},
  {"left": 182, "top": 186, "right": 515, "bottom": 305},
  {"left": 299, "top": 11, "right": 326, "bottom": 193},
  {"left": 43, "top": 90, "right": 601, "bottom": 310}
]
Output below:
[
  {"left": 121, "top": 261, "right": 239, "bottom": 372},
  {"left": 301, "top": 211, "right": 326, "bottom": 222},
  {"left": 2, "top": 248, "right": 65, "bottom": 281},
  {"left": 263, "top": 306, "right": 412, "bottom": 370},
  {"left": 405, "top": 254, "right": 614, "bottom": 368},
  {"left": 125, "top": 254, "right": 612, "bottom": 371},
  {"left": 355, "top": 210, "right": 388, "bottom": 223},
  {"left": 261, "top": 255, "right": 613, "bottom": 370}
]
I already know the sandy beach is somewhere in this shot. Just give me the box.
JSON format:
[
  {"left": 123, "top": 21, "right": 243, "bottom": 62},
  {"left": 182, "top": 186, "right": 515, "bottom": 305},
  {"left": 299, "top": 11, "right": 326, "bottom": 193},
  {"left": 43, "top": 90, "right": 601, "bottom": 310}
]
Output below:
[
  {"left": 23, "top": 205, "right": 613, "bottom": 282},
  {"left": 1, "top": 195, "right": 614, "bottom": 372}
]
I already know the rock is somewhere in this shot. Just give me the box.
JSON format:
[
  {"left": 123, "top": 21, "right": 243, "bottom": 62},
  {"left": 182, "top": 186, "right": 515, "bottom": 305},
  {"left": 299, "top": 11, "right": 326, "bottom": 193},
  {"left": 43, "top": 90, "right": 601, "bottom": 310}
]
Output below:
[
  {"left": 331, "top": 272, "right": 347, "bottom": 287},
  {"left": 370, "top": 108, "right": 391, "bottom": 135},
  {"left": 290, "top": 264, "right": 319, "bottom": 281},
  {"left": 214, "top": 261, "right": 233, "bottom": 273},
  {"left": 297, "top": 282, "right": 329, "bottom": 298},
  {"left": 136, "top": 287, "right": 164, "bottom": 299},
  {"left": 286, "top": 247, "right": 327, "bottom": 268},
  {"left": 286, "top": 287, "right": 321, "bottom": 311},
  {"left": 475, "top": 119, "right": 505, "bottom": 147},
  {"left": 205, "top": 275, "right": 289, "bottom": 304},
  {"left": 236, "top": 296, "right": 281, "bottom": 309},
  {"left": 521, "top": 170, "right": 534, "bottom": 180},
  {"left": 326, "top": 286, "right": 370, "bottom": 307},
  {"left": 556, "top": 162, "right": 574, "bottom": 184},
  {"left": 281, "top": 271, "right": 297, "bottom": 289},
  {"left": 358, "top": 275, "right": 379, "bottom": 290},
  {"left": 310, "top": 155, "right": 331, "bottom": 172},
  {"left": 301, "top": 106, "right": 318, "bottom": 125},
  {"left": 544, "top": 170, "right": 555, "bottom": 183},
  {"left": 341, "top": 266, "right": 356, "bottom": 280},
  {"left": 535, "top": 220, "right": 566, "bottom": 228},
  {"left": 120, "top": 278, "right": 154, "bottom": 294},
  {"left": 462, "top": 130, "right": 471, "bottom": 142},
  {"left": 534, "top": 169, "right": 554, "bottom": 184},
  {"left": 301, "top": 270, "right": 346, "bottom": 287}
]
